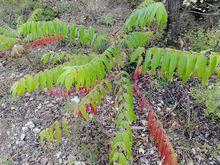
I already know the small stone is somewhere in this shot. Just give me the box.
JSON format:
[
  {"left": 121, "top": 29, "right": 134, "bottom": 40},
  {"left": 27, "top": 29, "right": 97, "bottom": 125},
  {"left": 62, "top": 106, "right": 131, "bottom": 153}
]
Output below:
[
  {"left": 56, "top": 151, "right": 62, "bottom": 158},
  {"left": 187, "top": 159, "right": 194, "bottom": 165},
  {"left": 195, "top": 155, "right": 203, "bottom": 162},
  {"left": 22, "top": 127, "right": 28, "bottom": 133},
  {"left": 149, "top": 148, "right": 155, "bottom": 155},
  {"left": 33, "top": 128, "right": 41, "bottom": 134},
  {"left": 140, "top": 120, "right": 147, "bottom": 126},
  {"left": 20, "top": 134, "right": 26, "bottom": 141},
  {"left": 74, "top": 161, "right": 86, "bottom": 165},
  {"left": 58, "top": 158, "right": 62, "bottom": 164},
  {"left": 47, "top": 103, "right": 54, "bottom": 107},
  {"left": 11, "top": 107, "right": 15, "bottom": 110},
  {"left": 29, "top": 97, "right": 33, "bottom": 101},
  {"left": 7, "top": 144, "right": 12, "bottom": 148},
  {"left": 216, "top": 156, "right": 220, "bottom": 164},
  {"left": 41, "top": 157, "right": 48, "bottom": 164},
  {"left": 1, "top": 103, "right": 6, "bottom": 108},
  {"left": 139, "top": 146, "right": 145, "bottom": 154},
  {"left": 71, "top": 96, "right": 80, "bottom": 104},
  {"left": 37, "top": 103, "right": 42, "bottom": 109},
  {"left": 44, "top": 101, "right": 49, "bottom": 104},
  {"left": 25, "top": 121, "right": 35, "bottom": 129},
  {"left": 191, "top": 148, "right": 196, "bottom": 155}
]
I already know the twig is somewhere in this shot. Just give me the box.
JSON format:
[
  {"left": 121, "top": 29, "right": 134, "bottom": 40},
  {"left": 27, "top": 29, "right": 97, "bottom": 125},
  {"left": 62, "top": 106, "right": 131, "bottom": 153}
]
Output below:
[
  {"left": 162, "top": 101, "right": 179, "bottom": 120},
  {"left": 186, "top": 95, "right": 192, "bottom": 140},
  {"left": 186, "top": 10, "right": 220, "bottom": 16},
  {"left": 131, "top": 126, "right": 146, "bottom": 130}
]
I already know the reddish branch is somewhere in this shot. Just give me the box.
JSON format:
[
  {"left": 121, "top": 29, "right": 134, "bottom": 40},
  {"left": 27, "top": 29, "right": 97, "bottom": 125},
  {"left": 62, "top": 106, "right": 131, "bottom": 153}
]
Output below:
[
  {"left": 133, "top": 67, "right": 178, "bottom": 165},
  {"left": 28, "top": 34, "right": 62, "bottom": 49},
  {"left": 146, "top": 104, "right": 178, "bottom": 165}
]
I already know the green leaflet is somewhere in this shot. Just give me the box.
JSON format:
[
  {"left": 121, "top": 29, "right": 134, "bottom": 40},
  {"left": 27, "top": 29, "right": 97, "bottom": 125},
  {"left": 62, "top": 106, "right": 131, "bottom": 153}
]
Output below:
[
  {"left": 195, "top": 54, "right": 207, "bottom": 78},
  {"left": 130, "top": 47, "right": 145, "bottom": 63},
  {"left": 25, "top": 75, "right": 34, "bottom": 93},
  {"left": 161, "top": 49, "right": 170, "bottom": 75},
  {"left": 52, "top": 21, "right": 60, "bottom": 37},
  {"left": 62, "top": 118, "right": 70, "bottom": 137},
  {"left": 168, "top": 49, "right": 180, "bottom": 79},
  {"left": 54, "top": 121, "right": 62, "bottom": 142},
  {"left": 150, "top": 48, "right": 162, "bottom": 75},
  {"left": 42, "top": 51, "right": 54, "bottom": 65},
  {"left": 61, "top": 22, "right": 67, "bottom": 40},
  {"left": 208, "top": 54, "right": 219, "bottom": 78},
  {"left": 46, "top": 70, "right": 54, "bottom": 90},
  {"left": 177, "top": 53, "right": 187, "bottom": 78},
  {"left": 69, "top": 23, "right": 76, "bottom": 43},
  {"left": 142, "top": 49, "right": 152, "bottom": 74},
  {"left": 183, "top": 53, "right": 197, "bottom": 83}
]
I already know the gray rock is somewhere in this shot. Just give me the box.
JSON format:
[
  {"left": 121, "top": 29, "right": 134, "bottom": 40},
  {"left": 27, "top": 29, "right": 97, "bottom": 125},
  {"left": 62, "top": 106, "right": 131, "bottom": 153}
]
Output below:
[
  {"left": 58, "top": 158, "right": 62, "bottom": 164},
  {"left": 20, "top": 133, "right": 26, "bottom": 141},
  {"left": 56, "top": 151, "right": 62, "bottom": 158},
  {"left": 33, "top": 128, "right": 41, "bottom": 134},
  {"left": 216, "top": 156, "right": 220, "bottom": 165},
  {"left": 25, "top": 121, "right": 35, "bottom": 129},
  {"left": 71, "top": 96, "right": 80, "bottom": 103},
  {"left": 37, "top": 103, "right": 42, "bottom": 109},
  {"left": 22, "top": 126, "right": 28, "bottom": 133},
  {"left": 47, "top": 103, "right": 54, "bottom": 107}
]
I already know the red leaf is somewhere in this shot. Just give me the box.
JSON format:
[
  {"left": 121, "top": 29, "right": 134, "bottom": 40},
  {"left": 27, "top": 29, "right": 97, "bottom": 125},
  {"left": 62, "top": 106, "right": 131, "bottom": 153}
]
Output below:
[
  {"left": 133, "top": 67, "right": 142, "bottom": 80},
  {"left": 141, "top": 97, "right": 147, "bottom": 110},
  {"left": 91, "top": 104, "right": 98, "bottom": 115}
]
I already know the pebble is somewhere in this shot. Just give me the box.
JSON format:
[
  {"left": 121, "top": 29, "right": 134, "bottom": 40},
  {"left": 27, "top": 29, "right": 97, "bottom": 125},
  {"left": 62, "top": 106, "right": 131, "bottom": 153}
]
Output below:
[
  {"left": 37, "top": 103, "right": 42, "bottom": 109},
  {"left": 25, "top": 121, "right": 35, "bottom": 129},
  {"left": 139, "top": 146, "right": 145, "bottom": 154},
  {"left": 22, "top": 126, "right": 28, "bottom": 133},
  {"left": 74, "top": 161, "right": 86, "bottom": 165},
  {"left": 20, "top": 133, "right": 26, "bottom": 141},
  {"left": 149, "top": 148, "right": 155, "bottom": 155},
  {"left": 1, "top": 103, "right": 6, "bottom": 108},
  {"left": 7, "top": 144, "right": 12, "bottom": 148},
  {"left": 47, "top": 103, "right": 54, "bottom": 107},
  {"left": 58, "top": 158, "right": 62, "bottom": 164},
  {"left": 216, "top": 156, "right": 220, "bottom": 164},
  {"left": 191, "top": 148, "right": 196, "bottom": 155},
  {"left": 33, "top": 128, "right": 41, "bottom": 134},
  {"left": 71, "top": 96, "right": 80, "bottom": 103},
  {"left": 57, "top": 151, "right": 62, "bottom": 158}
]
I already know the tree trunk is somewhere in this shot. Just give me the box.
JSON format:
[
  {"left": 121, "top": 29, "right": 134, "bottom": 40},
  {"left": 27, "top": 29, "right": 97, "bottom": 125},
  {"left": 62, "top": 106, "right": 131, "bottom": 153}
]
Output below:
[{"left": 166, "top": 0, "right": 181, "bottom": 45}]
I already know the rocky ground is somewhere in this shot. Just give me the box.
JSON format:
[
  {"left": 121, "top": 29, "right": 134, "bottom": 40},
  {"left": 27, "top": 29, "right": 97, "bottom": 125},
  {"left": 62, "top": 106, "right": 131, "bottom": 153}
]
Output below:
[{"left": 0, "top": 0, "right": 220, "bottom": 164}]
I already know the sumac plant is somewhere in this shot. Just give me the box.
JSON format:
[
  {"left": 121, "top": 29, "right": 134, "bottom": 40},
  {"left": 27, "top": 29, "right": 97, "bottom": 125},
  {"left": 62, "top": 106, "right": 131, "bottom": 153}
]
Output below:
[{"left": 10, "top": 0, "right": 219, "bottom": 164}]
